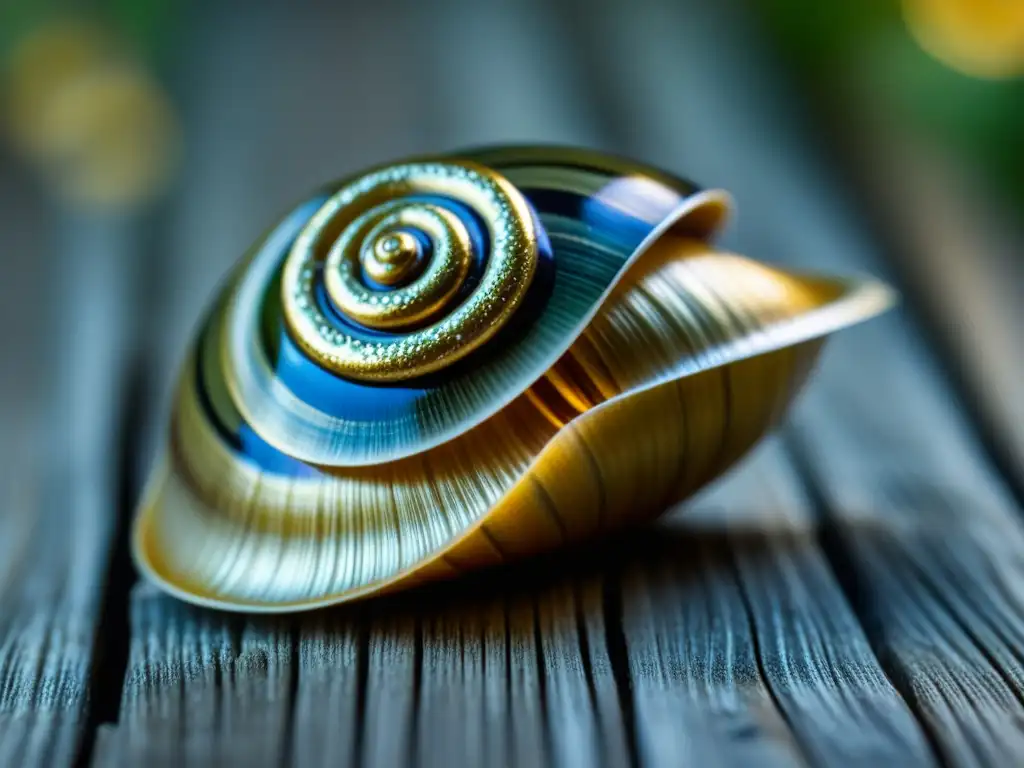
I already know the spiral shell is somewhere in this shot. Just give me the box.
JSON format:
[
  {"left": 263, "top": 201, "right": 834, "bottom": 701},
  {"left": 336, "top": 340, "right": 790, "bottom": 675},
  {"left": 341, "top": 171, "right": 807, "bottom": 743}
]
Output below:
[
  {"left": 133, "top": 146, "right": 894, "bottom": 612},
  {"left": 281, "top": 161, "right": 541, "bottom": 382}
]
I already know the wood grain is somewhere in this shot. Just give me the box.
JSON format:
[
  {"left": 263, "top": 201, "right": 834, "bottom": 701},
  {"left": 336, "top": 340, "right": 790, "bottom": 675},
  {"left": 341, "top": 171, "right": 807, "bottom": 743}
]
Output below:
[
  {"left": 92, "top": 584, "right": 294, "bottom": 766},
  {"left": 0, "top": 163, "right": 138, "bottom": 765},
  {"left": 621, "top": 450, "right": 932, "bottom": 767},
  {"left": 570, "top": 0, "right": 1024, "bottom": 764},
  {"left": 829, "top": 121, "right": 1024, "bottom": 507},
  {"left": 792, "top": 328, "right": 1024, "bottom": 767}
]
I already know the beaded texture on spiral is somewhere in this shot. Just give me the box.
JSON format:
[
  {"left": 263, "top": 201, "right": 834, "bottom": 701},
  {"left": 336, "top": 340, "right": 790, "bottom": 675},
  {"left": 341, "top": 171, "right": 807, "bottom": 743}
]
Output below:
[{"left": 133, "top": 146, "right": 895, "bottom": 612}]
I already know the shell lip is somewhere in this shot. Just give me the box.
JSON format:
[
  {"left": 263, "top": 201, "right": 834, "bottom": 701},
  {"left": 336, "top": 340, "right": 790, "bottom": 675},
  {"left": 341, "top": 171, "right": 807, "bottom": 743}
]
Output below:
[{"left": 611, "top": 269, "right": 897, "bottom": 394}]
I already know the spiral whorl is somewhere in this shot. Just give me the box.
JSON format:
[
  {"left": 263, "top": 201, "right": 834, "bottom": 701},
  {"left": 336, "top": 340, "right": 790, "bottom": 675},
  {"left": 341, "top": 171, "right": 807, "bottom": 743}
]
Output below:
[{"left": 281, "top": 161, "right": 540, "bottom": 382}]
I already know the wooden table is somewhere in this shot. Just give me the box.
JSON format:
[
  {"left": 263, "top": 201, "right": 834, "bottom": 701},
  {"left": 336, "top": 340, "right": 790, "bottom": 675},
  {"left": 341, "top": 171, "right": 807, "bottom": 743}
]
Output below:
[{"left": 2, "top": 1, "right": 1023, "bottom": 765}]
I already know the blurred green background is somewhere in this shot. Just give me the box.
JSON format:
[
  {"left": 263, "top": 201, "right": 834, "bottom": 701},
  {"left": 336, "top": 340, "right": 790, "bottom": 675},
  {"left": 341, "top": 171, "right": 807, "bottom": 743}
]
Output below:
[
  {"left": 2, "top": 0, "right": 1022, "bottom": 213},
  {"left": 755, "top": 0, "right": 1024, "bottom": 210}
]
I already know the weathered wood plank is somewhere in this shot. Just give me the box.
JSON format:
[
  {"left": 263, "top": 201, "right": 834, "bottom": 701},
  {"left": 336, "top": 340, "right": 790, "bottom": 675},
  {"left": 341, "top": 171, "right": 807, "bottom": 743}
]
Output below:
[
  {"left": 575, "top": 0, "right": 1024, "bottom": 763},
  {"left": 617, "top": 510, "right": 808, "bottom": 768},
  {"left": 417, "top": 0, "right": 940, "bottom": 764},
  {"left": 91, "top": 584, "right": 294, "bottom": 766},
  {"left": 414, "top": 0, "right": 603, "bottom": 150},
  {"left": 554, "top": 0, "right": 944, "bottom": 763},
  {"left": 808, "top": 128, "right": 1024, "bottom": 765},
  {"left": 287, "top": 610, "right": 362, "bottom": 767},
  {"left": 97, "top": 1, "right": 443, "bottom": 764},
  {"left": 411, "top": 578, "right": 630, "bottom": 768},
  {"left": 830, "top": 124, "right": 1024, "bottom": 503},
  {"left": 621, "top": 448, "right": 932, "bottom": 767},
  {"left": 0, "top": 161, "right": 138, "bottom": 765},
  {"left": 290, "top": 566, "right": 632, "bottom": 768},
  {"left": 792, "top": 331, "right": 1024, "bottom": 767},
  {"left": 535, "top": 579, "right": 632, "bottom": 768}
]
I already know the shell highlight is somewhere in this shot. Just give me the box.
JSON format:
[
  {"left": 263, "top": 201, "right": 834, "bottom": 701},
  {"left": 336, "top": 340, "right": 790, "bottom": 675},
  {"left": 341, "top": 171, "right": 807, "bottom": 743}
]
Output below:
[{"left": 133, "top": 146, "right": 894, "bottom": 612}]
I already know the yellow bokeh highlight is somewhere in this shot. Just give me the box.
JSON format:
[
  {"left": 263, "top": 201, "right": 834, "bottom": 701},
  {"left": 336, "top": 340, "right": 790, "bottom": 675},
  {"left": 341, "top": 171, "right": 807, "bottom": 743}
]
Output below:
[{"left": 903, "top": 0, "right": 1024, "bottom": 78}]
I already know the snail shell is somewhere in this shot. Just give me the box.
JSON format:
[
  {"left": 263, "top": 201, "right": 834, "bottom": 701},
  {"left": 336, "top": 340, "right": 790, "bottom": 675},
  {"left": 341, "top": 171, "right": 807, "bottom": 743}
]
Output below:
[{"left": 133, "top": 146, "right": 894, "bottom": 612}]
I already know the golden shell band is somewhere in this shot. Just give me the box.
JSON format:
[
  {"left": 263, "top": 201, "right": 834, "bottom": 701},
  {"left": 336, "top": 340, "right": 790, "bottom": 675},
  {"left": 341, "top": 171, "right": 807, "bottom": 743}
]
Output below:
[
  {"left": 133, "top": 146, "right": 895, "bottom": 613},
  {"left": 328, "top": 202, "right": 472, "bottom": 328},
  {"left": 281, "top": 161, "right": 539, "bottom": 382}
]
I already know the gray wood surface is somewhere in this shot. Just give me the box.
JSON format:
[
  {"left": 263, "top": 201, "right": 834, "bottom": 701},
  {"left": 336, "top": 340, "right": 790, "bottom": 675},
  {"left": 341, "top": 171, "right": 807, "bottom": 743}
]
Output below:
[
  {"left": 0, "top": 168, "right": 140, "bottom": 765},
  {"left": 834, "top": 121, "right": 1024, "bottom": 506},
  {"left": 592, "top": 2, "right": 1024, "bottom": 763},
  {"left": 0, "top": 0, "right": 1021, "bottom": 766}
]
